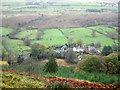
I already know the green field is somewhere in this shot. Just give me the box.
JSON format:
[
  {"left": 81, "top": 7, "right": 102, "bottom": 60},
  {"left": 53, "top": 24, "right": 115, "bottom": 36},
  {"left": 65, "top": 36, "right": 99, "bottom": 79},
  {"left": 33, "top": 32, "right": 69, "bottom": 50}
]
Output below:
[
  {"left": 15, "top": 30, "right": 38, "bottom": 40},
  {"left": 47, "top": 5, "right": 117, "bottom": 10},
  {"left": 31, "top": 29, "right": 67, "bottom": 47},
  {"left": 11, "top": 9, "right": 55, "bottom": 12},
  {"left": 61, "top": 27, "right": 116, "bottom": 48},
  {"left": 12, "top": 6, "right": 117, "bottom": 12},
  {"left": 88, "top": 25, "right": 118, "bottom": 34},
  {"left": 3, "top": 37, "right": 31, "bottom": 55},
  {"left": 0, "top": 27, "right": 13, "bottom": 36}
]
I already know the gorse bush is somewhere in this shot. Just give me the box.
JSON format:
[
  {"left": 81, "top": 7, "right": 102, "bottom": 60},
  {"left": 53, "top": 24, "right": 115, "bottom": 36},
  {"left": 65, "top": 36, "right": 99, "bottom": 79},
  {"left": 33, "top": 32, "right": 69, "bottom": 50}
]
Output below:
[
  {"left": 81, "top": 56, "right": 101, "bottom": 73},
  {"left": 104, "top": 53, "right": 120, "bottom": 74}
]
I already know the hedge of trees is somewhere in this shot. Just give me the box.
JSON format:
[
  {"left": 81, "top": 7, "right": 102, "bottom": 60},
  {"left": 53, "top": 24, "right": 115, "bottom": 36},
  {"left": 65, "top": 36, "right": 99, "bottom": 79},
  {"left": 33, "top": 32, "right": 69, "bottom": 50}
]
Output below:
[{"left": 77, "top": 53, "right": 120, "bottom": 75}]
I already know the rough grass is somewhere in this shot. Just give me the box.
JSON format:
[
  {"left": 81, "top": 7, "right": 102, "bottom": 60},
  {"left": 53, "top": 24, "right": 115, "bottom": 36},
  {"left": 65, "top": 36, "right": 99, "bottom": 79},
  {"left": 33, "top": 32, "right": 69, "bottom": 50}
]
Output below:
[{"left": 31, "top": 29, "right": 67, "bottom": 47}]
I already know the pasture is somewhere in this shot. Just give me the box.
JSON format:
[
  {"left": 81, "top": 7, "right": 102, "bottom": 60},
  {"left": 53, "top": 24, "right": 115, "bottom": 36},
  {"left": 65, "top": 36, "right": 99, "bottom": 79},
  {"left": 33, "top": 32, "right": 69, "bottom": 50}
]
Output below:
[
  {"left": 61, "top": 27, "right": 117, "bottom": 48},
  {"left": 31, "top": 29, "right": 67, "bottom": 47},
  {"left": 3, "top": 37, "right": 31, "bottom": 55}
]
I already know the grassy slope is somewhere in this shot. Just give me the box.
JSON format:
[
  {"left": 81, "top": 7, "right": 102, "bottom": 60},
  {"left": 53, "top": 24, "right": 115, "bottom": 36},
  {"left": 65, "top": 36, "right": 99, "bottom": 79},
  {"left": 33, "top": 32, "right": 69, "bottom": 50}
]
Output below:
[{"left": 3, "top": 65, "right": 120, "bottom": 84}]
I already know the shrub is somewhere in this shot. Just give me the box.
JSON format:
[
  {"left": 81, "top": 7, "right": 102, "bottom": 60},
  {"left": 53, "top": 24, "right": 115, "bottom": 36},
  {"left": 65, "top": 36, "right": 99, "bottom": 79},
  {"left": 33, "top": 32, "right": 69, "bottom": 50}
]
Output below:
[
  {"left": 44, "top": 55, "right": 58, "bottom": 73},
  {"left": 81, "top": 56, "right": 101, "bottom": 73},
  {"left": 105, "top": 53, "right": 120, "bottom": 74}
]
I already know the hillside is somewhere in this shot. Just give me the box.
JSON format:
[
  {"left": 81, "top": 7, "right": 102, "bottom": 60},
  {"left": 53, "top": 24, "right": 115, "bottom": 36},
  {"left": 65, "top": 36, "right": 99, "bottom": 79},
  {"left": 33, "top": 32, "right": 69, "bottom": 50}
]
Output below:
[{"left": 1, "top": 69, "right": 119, "bottom": 89}]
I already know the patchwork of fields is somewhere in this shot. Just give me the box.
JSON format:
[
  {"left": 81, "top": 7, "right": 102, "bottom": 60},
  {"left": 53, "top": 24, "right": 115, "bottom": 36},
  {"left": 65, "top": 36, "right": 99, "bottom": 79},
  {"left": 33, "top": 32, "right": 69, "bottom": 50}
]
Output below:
[{"left": 1, "top": 25, "right": 118, "bottom": 54}]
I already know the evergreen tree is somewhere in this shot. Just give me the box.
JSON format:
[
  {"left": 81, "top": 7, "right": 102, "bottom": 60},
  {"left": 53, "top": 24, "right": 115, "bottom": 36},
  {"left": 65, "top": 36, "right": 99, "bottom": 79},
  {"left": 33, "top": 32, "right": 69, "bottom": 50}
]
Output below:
[{"left": 44, "top": 55, "right": 58, "bottom": 73}]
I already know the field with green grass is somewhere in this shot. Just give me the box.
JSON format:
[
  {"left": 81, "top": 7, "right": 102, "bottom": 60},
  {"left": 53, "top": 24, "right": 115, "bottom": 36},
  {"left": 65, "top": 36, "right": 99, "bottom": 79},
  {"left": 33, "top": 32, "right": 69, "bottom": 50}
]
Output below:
[
  {"left": 61, "top": 27, "right": 117, "bottom": 48},
  {"left": 3, "top": 37, "right": 31, "bottom": 55},
  {"left": 31, "top": 29, "right": 67, "bottom": 47},
  {"left": 15, "top": 29, "right": 38, "bottom": 40},
  {"left": 47, "top": 5, "right": 117, "bottom": 10},
  {"left": 11, "top": 9, "right": 55, "bottom": 12},
  {"left": 0, "top": 27, "right": 13, "bottom": 36},
  {"left": 88, "top": 25, "right": 118, "bottom": 34}
]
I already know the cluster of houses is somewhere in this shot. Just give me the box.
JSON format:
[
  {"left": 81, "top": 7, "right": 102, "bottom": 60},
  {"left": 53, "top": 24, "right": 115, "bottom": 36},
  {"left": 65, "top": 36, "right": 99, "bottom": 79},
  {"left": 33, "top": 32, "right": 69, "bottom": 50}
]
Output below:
[
  {"left": 15, "top": 43, "right": 101, "bottom": 61},
  {"left": 55, "top": 44, "right": 101, "bottom": 61}
]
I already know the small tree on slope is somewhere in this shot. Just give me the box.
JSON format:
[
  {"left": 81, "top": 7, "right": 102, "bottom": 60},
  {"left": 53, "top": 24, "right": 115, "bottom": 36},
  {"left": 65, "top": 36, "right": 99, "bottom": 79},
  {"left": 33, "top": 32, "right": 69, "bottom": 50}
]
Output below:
[{"left": 44, "top": 55, "right": 58, "bottom": 73}]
